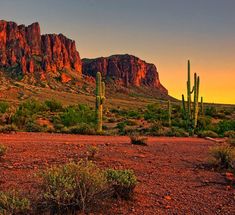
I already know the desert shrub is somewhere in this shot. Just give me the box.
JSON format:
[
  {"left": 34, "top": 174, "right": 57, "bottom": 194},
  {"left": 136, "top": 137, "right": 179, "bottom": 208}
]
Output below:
[
  {"left": 216, "top": 120, "right": 235, "bottom": 136},
  {"left": 125, "top": 110, "right": 142, "bottom": 119},
  {"left": 116, "top": 122, "right": 127, "bottom": 135},
  {"left": 144, "top": 103, "right": 168, "bottom": 122},
  {"left": 67, "top": 124, "right": 96, "bottom": 135},
  {"left": 228, "top": 139, "right": 235, "bottom": 147},
  {"left": 108, "top": 118, "right": 117, "bottom": 123},
  {"left": 166, "top": 127, "right": 189, "bottom": 137},
  {"left": 124, "top": 120, "right": 138, "bottom": 126},
  {"left": 224, "top": 130, "right": 235, "bottom": 138},
  {"left": 0, "top": 124, "right": 17, "bottom": 133},
  {"left": 0, "top": 102, "right": 9, "bottom": 114},
  {"left": 129, "top": 134, "right": 147, "bottom": 146},
  {"left": 60, "top": 105, "right": 96, "bottom": 127},
  {"left": 0, "top": 144, "right": 7, "bottom": 158},
  {"left": 198, "top": 130, "right": 219, "bottom": 138},
  {"left": 44, "top": 100, "right": 63, "bottom": 112},
  {"left": 148, "top": 121, "right": 164, "bottom": 136},
  {"left": 205, "top": 106, "right": 217, "bottom": 117},
  {"left": 12, "top": 100, "right": 46, "bottom": 129},
  {"left": 196, "top": 116, "right": 212, "bottom": 131},
  {"left": 106, "top": 169, "right": 137, "bottom": 200},
  {"left": 87, "top": 145, "right": 99, "bottom": 160},
  {"left": 0, "top": 190, "right": 30, "bottom": 214},
  {"left": 209, "top": 146, "right": 235, "bottom": 169},
  {"left": 40, "top": 161, "right": 107, "bottom": 212},
  {"left": 25, "top": 120, "right": 42, "bottom": 132}
]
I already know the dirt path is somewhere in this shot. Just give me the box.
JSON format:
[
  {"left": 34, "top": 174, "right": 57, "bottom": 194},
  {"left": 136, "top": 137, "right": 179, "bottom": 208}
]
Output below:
[{"left": 0, "top": 133, "right": 234, "bottom": 214}]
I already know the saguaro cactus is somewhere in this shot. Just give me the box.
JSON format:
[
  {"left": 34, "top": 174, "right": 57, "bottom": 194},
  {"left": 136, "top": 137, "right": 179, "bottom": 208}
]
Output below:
[
  {"left": 96, "top": 72, "right": 105, "bottom": 132},
  {"left": 182, "top": 60, "right": 202, "bottom": 133},
  {"left": 168, "top": 100, "right": 172, "bottom": 127},
  {"left": 200, "top": 96, "right": 204, "bottom": 115}
]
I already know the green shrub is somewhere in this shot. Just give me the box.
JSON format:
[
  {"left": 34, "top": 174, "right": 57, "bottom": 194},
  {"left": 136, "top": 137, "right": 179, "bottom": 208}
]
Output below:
[
  {"left": 198, "top": 130, "right": 219, "bottom": 138},
  {"left": 216, "top": 120, "right": 235, "bottom": 135},
  {"left": 209, "top": 146, "right": 235, "bottom": 169},
  {"left": 106, "top": 169, "right": 137, "bottom": 200},
  {"left": 116, "top": 122, "right": 127, "bottom": 135},
  {"left": 0, "top": 102, "right": 9, "bottom": 114},
  {"left": 166, "top": 127, "right": 189, "bottom": 137},
  {"left": 228, "top": 138, "right": 235, "bottom": 147},
  {"left": 60, "top": 105, "right": 96, "bottom": 127},
  {"left": 44, "top": 100, "right": 63, "bottom": 112},
  {"left": 0, "top": 145, "right": 7, "bottom": 158},
  {"left": 67, "top": 124, "right": 96, "bottom": 135},
  {"left": 144, "top": 103, "right": 168, "bottom": 122},
  {"left": 129, "top": 134, "right": 148, "bottom": 146},
  {"left": 224, "top": 131, "right": 235, "bottom": 138},
  {"left": 25, "top": 120, "right": 42, "bottom": 132},
  {"left": 205, "top": 106, "right": 217, "bottom": 117},
  {"left": 87, "top": 145, "right": 99, "bottom": 160},
  {"left": 0, "top": 190, "right": 30, "bottom": 214},
  {"left": 0, "top": 125, "right": 17, "bottom": 133},
  {"left": 12, "top": 100, "right": 46, "bottom": 129},
  {"left": 40, "top": 161, "right": 107, "bottom": 212}
]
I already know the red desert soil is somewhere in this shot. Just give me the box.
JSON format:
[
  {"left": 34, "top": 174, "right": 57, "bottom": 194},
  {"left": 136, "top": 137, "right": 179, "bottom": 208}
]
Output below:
[{"left": 0, "top": 133, "right": 234, "bottom": 214}]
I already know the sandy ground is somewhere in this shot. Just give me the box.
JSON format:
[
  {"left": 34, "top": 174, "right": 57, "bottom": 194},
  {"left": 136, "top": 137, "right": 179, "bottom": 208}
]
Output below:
[{"left": 0, "top": 132, "right": 234, "bottom": 214}]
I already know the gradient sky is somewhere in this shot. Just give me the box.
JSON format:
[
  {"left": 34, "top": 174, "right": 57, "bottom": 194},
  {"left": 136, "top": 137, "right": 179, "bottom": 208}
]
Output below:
[{"left": 0, "top": 0, "right": 235, "bottom": 104}]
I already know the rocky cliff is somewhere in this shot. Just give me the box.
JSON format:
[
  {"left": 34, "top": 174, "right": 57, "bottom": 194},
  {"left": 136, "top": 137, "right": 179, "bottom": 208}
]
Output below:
[
  {"left": 0, "top": 20, "right": 168, "bottom": 95},
  {"left": 0, "top": 20, "right": 82, "bottom": 77},
  {"left": 82, "top": 55, "right": 168, "bottom": 94}
]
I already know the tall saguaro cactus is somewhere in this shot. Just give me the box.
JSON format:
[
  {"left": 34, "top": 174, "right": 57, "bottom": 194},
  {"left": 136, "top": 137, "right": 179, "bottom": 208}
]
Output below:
[
  {"left": 96, "top": 72, "right": 105, "bottom": 132},
  {"left": 182, "top": 60, "right": 202, "bottom": 133}
]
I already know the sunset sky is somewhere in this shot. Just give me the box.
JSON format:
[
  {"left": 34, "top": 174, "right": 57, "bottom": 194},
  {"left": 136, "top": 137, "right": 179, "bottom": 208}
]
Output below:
[{"left": 0, "top": 0, "right": 234, "bottom": 104}]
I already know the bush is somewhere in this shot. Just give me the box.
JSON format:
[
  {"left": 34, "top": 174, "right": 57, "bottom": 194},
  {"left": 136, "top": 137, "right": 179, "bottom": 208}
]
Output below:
[
  {"left": 67, "top": 124, "right": 96, "bottom": 135},
  {"left": 205, "top": 106, "right": 217, "bottom": 117},
  {"left": 0, "top": 145, "right": 7, "bottom": 158},
  {"left": 60, "top": 105, "right": 96, "bottom": 127},
  {"left": 40, "top": 161, "right": 107, "bottom": 212},
  {"left": 0, "top": 102, "right": 9, "bottom": 114},
  {"left": 216, "top": 120, "right": 235, "bottom": 136},
  {"left": 25, "top": 120, "right": 42, "bottom": 132},
  {"left": 198, "top": 130, "right": 219, "bottom": 138},
  {"left": 224, "top": 131, "right": 235, "bottom": 139},
  {"left": 0, "top": 190, "right": 30, "bottom": 214},
  {"left": 106, "top": 169, "right": 137, "bottom": 200},
  {"left": 116, "top": 122, "right": 127, "bottom": 135},
  {"left": 228, "top": 139, "right": 235, "bottom": 147},
  {"left": 44, "top": 100, "right": 63, "bottom": 112},
  {"left": 0, "top": 124, "right": 17, "bottom": 133},
  {"left": 166, "top": 127, "right": 189, "bottom": 137},
  {"left": 129, "top": 134, "right": 148, "bottom": 146},
  {"left": 144, "top": 103, "right": 168, "bottom": 122},
  {"left": 87, "top": 145, "right": 99, "bottom": 160},
  {"left": 209, "top": 146, "right": 235, "bottom": 169}
]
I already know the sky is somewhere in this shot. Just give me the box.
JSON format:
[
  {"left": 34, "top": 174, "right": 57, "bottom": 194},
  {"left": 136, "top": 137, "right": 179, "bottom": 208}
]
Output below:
[{"left": 0, "top": 0, "right": 235, "bottom": 104}]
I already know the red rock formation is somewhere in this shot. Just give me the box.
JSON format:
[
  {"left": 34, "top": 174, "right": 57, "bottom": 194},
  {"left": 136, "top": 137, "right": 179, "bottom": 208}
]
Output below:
[
  {"left": 82, "top": 55, "right": 168, "bottom": 94},
  {"left": 0, "top": 20, "right": 82, "bottom": 77}
]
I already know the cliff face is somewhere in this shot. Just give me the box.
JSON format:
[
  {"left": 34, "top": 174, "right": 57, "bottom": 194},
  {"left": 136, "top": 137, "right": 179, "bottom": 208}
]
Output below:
[
  {"left": 0, "top": 20, "right": 168, "bottom": 95},
  {"left": 0, "top": 20, "right": 82, "bottom": 76},
  {"left": 82, "top": 55, "right": 168, "bottom": 94}
]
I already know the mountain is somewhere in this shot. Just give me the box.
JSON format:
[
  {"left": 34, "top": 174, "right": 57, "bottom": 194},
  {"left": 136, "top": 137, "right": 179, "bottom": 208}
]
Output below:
[
  {"left": 82, "top": 55, "right": 168, "bottom": 94},
  {"left": 0, "top": 20, "right": 168, "bottom": 96},
  {"left": 0, "top": 20, "right": 81, "bottom": 82}
]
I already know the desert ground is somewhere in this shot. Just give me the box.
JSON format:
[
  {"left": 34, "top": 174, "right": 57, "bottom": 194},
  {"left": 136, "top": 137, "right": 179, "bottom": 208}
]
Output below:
[{"left": 0, "top": 132, "right": 234, "bottom": 214}]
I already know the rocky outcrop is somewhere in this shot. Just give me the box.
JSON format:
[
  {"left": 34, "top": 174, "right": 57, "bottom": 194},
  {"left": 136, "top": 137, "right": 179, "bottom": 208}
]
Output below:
[
  {"left": 82, "top": 55, "right": 168, "bottom": 94},
  {"left": 0, "top": 20, "right": 82, "bottom": 76}
]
